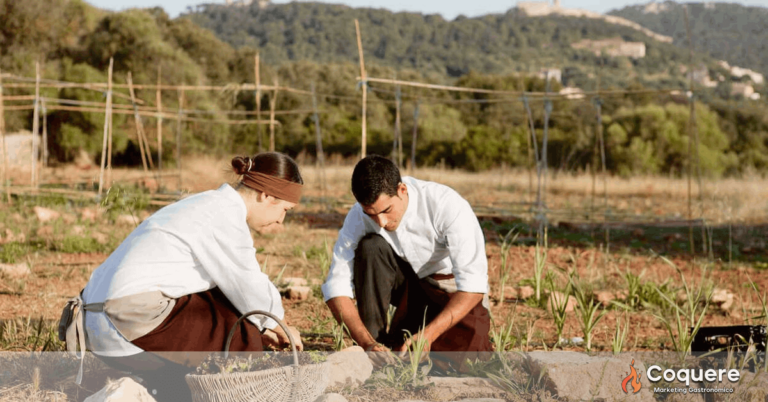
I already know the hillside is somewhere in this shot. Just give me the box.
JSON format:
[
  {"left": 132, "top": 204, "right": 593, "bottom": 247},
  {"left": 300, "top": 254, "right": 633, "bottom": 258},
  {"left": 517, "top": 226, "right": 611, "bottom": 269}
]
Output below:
[
  {"left": 184, "top": 1, "right": 707, "bottom": 89},
  {"left": 610, "top": 1, "right": 768, "bottom": 77}
]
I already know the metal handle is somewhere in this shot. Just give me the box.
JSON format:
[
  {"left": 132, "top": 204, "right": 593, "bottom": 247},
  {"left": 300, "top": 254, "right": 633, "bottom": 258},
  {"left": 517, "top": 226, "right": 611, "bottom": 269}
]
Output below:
[{"left": 223, "top": 310, "right": 299, "bottom": 367}]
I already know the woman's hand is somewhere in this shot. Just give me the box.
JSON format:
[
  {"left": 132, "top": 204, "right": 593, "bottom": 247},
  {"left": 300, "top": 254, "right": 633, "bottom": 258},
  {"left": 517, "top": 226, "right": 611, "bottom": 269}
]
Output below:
[{"left": 261, "top": 324, "right": 304, "bottom": 351}]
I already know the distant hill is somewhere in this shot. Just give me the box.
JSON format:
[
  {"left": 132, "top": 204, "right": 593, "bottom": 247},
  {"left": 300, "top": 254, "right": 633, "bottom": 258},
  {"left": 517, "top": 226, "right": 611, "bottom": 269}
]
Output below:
[
  {"left": 609, "top": 1, "right": 768, "bottom": 77},
  {"left": 184, "top": 1, "right": 707, "bottom": 89}
]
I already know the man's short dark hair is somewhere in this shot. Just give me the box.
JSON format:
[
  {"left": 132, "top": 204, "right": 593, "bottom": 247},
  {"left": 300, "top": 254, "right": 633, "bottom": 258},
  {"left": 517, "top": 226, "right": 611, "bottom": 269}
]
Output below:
[{"left": 351, "top": 155, "right": 402, "bottom": 206}]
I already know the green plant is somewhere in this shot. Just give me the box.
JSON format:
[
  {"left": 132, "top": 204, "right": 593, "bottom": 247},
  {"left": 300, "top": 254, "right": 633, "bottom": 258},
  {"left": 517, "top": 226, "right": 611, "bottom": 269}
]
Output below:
[
  {"left": 548, "top": 277, "right": 572, "bottom": 348},
  {"left": 0, "top": 242, "right": 28, "bottom": 264},
  {"left": 653, "top": 258, "right": 712, "bottom": 363},
  {"left": 532, "top": 229, "right": 548, "bottom": 304},
  {"left": 490, "top": 303, "right": 518, "bottom": 352},
  {"left": 497, "top": 228, "right": 519, "bottom": 304},
  {"left": 571, "top": 276, "right": 606, "bottom": 351},
  {"left": 332, "top": 319, "right": 349, "bottom": 351},
  {"left": 611, "top": 313, "right": 630, "bottom": 355}
]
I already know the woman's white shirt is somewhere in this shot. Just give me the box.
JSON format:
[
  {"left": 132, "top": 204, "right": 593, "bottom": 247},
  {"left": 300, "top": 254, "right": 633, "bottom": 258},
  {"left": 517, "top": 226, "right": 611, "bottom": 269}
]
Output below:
[{"left": 83, "top": 183, "right": 283, "bottom": 356}]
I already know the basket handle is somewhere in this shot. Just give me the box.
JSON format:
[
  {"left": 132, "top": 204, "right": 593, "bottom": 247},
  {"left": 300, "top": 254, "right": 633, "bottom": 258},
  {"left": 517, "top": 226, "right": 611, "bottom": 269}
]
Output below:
[{"left": 223, "top": 310, "right": 299, "bottom": 367}]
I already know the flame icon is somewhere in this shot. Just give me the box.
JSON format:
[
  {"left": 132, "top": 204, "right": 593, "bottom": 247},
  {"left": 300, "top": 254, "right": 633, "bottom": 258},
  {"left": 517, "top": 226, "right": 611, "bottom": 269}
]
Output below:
[{"left": 621, "top": 359, "right": 642, "bottom": 394}]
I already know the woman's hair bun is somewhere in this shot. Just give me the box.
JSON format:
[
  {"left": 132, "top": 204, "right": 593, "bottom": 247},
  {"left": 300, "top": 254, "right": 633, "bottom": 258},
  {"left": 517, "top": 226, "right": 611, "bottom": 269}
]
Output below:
[{"left": 231, "top": 156, "right": 251, "bottom": 175}]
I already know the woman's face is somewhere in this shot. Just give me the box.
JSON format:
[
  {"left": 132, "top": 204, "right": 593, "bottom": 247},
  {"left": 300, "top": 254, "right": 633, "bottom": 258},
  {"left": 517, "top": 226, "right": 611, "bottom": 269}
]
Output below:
[{"left": 245, "top": 192, "right": 297, "bottom": 231}]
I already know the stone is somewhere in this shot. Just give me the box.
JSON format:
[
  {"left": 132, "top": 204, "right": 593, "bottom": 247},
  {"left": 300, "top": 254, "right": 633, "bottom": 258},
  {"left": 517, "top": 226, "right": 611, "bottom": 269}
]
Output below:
[
  {"left": 325, "top": 346, "right": 373, "bottom": 389},
  {"left": 0, "top": 263, "right": 31, "bottom": 279},
  {"left": 424, "top": 377, "right": 506, "bottom": 401},
  {"left": 281, "top": 277, "right": 308, "bottom": 287},
  {"left": 516, "top": 286, "right": 535, "bottom": 300},
  {"left": 72, "top": 225, "right": 86, "bottom": 236},
  {"left": 83, "top": 377, "right": 157, "bottom": 402},
  {"left": 546, "top": 291, "right": 577, "bottom": 313},
  {"left": 594, "top": 291, "right": 615, "bottom": 307},
  {"left": 526, "top": 351, "right": 656, "bottom": 402},
  {"left": 62, "top": 213, "right": 77, "bottom": 224},
  {"left": 2, "top": 229, "right": 25, "bottom": 244},
  {"left": 81, "top": 208, "right": 100, "bottom": 222},
  {"left": 314, "top": 394, "right": 348, "bottom": 402},
  {"left": 140, "top": 178, "right": 159, "bottom": 193},
  {"left": 33, "top": 206, "right": 59, "bottom": 223},
  {"left": 286, "top": 286, "right": 311, "bottom": 301},
  {"left": 721, "top": 370, "right": 768, "bottom": 401},
  {"left": 92, "top": 231, "right": 109, "bottom": 245},
  {"left": 710, "top": 288, "right": 735, "bottom": 312},
  {"left": 116, "top": 214, "right": 138, "bottom": 226},
  {"left": 36, "top": 225, "right": 54, "bottom": 237}
]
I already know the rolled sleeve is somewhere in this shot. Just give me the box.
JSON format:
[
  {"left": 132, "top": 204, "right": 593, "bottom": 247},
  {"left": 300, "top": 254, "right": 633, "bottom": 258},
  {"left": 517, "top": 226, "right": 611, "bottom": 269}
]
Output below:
[
  {"left": 322, "top": 205, "right": 369, "bottom": 302},
  {"left": 439, "top": 195, "right": 489, "bottom": 294}
]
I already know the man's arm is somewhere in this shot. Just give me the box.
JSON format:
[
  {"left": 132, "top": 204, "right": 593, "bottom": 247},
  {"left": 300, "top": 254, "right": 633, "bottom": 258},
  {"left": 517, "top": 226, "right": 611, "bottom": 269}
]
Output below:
[
  {"left": 325, "top": 296, "right": 379, "bottom": 350},
  {"left": 396, "top": 291, "right": 483, "bottom": 353}
]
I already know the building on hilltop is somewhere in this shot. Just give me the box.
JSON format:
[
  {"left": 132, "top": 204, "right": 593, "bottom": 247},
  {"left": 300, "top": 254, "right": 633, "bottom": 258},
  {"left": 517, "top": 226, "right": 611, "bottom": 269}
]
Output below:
[{"left": 571, "top": 38, "right": 646, "bottom": 59}]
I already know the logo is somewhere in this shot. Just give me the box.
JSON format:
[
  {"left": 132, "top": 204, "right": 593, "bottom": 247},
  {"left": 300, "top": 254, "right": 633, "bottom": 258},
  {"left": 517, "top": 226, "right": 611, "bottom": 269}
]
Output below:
[{"left": 621, "top": 359, "right": 642, "bottom": 394}]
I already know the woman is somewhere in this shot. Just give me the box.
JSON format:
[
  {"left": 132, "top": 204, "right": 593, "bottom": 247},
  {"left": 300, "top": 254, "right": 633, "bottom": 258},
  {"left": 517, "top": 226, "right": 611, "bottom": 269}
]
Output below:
[{"left": 60, "top": 152, "right": 304, "bottom": 399}]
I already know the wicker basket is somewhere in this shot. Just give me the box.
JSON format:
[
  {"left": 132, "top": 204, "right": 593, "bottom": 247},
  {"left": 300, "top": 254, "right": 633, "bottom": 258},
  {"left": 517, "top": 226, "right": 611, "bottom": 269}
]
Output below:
[{"left": 185, "top": 310, "right": 328, "bottom": 402}]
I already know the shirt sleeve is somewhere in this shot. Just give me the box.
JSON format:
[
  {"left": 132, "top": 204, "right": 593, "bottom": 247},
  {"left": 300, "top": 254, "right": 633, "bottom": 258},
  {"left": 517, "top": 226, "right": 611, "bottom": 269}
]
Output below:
[
  {"left": 434, "top": 190, "right": 489, "bottom": 294},
  {"left": 190, "top": 207, "right": 284, "bottom": 331},
  {"left": 322, "top": 204, "right": 369, "bottom": 302}
]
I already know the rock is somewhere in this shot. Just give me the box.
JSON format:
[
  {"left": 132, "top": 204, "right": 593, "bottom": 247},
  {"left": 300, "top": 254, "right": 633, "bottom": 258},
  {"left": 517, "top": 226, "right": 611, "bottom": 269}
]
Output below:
[
  {"left": 84, "top": 377, "right": 157, "bottom": 402},
  {"left": 546, "top": 291, "right": 577, "bottom": 313},
  {"left": 11, "top": 213, "right": 24, "bottom": 223},
  {"left": 2, "top": 229, "right": 25, "bottom": 244},
  {"left": 0, "top": 263, "right": 31, "bottom": 279},
  {"left": 424, "top": 377, "right": 506, "bottom": 401},
  {"left": 710, "top": 288, "right": 735, "bottom": 312},
  {"left": 36, "top": 225, "right": 54, "bottom": 237},
  {"left": 286, "top": 286, "right": 311, "bottom": 301},
  {"left": 62, "top": 213, "right": 77, "bottom": 224},
  {"left": 72, "top": 225, "right": 86, "bottom": 236},
  {"left": 140, "top": 178, "right": 159, "bottom": 193},
  {"left": 527, "top": 351, "right": 655, "bottom": 402},
  {"left": 326, "top": 346, "right": 372, "bottom": 389},
  {"left": 281, "top": 277, "right": 308, "bottom": 287},
  {"left": 33, "top": 206, "right": 59, "bottom": 223},
  {"left": 92, "top": 232, "right": 109, "bottom": 245},
  {"left": 594, "top": 291, "right": 615, "bottom": 307},
  {"left": 516, "top": 286, "right": 535, "bottom": 300},
  {"left": 116, "top": 214, "right": 138, "bottom": 226},
  {"left": 314, "top": 394, "right": 348, "bottom": 402},
  {"left": 719, "top": 370, "right": 768, "bottom": 402},
  {"left": 81, "top": 208, "right": 100, "bottom": 222}
]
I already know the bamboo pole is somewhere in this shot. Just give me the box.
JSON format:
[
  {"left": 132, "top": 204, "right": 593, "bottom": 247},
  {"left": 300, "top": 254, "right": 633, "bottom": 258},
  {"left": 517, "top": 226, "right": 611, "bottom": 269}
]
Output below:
[
  {"left": 42, "top": 99, "right": 48, "bottom": 169},
  {"left": 106, "top": 72, "right": 114, "bottom": 189},
  {"left": 410, "top": 100, "right": 420, "bottom": 175},
  {"left": 127, "top": 72, "right": 150, "bottom": 173},
  {"left": 97, "top": 58, "right": 114, "bottom": 198},
  {"left": 355, "top": 19, "right": 367, "bottom": 159},
  {"left": 311, "top": 82, "right": 326, "bottom": 202},
  {"left": 393, "top": 84, "right": 402, "bottom": 168},
  {"left": 0, "top": 68, "right": 9, "bottom": 204},
  {"left": 176, "top": 88, "right": 185, "bottom": 190},
  {"left": 32, "top": 62, "right": 40, "bottom": 188},
  {"left": 269, "top": 76, "right": 278, "bottom": 152},
  {"left": 255, "top": 53, "right": 263, "bottom": 153},
  {"left": 156, "top": 66, "right": 163, "bottom": 186}
]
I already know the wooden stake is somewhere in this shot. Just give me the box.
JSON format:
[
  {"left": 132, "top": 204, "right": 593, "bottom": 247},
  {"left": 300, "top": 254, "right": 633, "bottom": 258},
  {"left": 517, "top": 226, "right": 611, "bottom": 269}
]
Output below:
[
  {"left": 311, "top": 82, "right": 326, "bottom": 202},
  {"left": 355, "top": 19, "right": 367, "bottom": 159},
  {"left": 410, "top": 100, "right": 420, "bottom": 175},
  {"left": 393, "top": 84, "right": 402, "bottom": 168},
  {"left": 106, "top": 67, "right": 114, "bottom": 188},
  {"left": 176, "top": 88, "right": 185, "bottom": 190},
  {"left": 269, "top": 76, "right": 278, "bottom": 152},
  {"left": 156, "top": 66, "right": 163, "bottom": 186},
  {"left": 127, "top": 72, "right": 150, "bottom": 173},
  {"left": 255, "top": 53, "right": 263, "bottom": 153},
  {"left": 0, "top": 68, "right": 10, "bottom": 204},
  {"left": 42, "top": 99, "right": 48, "bottom": 169},
  {"left": 97, "top": 58, "right": 114, "bottom": 197},
  {"left": 32, "top": 61, "right": 40, "bottom": 187}
]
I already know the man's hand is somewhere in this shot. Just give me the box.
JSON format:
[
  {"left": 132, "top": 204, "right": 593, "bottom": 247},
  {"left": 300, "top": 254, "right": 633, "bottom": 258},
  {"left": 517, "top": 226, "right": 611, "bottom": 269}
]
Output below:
[
  {"left": 395, "top": 331, "right": 432, "bottom": 363},
  {"left": 262, "top": 325, "right": 303, "bottom": 351},
  {"left": 363, "top": 342, "right": 398, "bottom": 368}
]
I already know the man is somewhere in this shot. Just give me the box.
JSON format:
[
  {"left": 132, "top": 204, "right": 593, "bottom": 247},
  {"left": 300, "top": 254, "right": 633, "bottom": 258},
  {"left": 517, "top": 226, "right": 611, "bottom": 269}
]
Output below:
[{"left": 322, "top": 155, "right": 491, "bottom": 368}]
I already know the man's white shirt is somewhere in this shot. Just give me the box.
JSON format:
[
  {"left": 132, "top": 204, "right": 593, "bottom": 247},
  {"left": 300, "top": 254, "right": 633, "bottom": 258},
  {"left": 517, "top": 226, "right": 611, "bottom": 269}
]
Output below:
[{"left": 322, "top": 177, "right": 488, "bottom": 302}]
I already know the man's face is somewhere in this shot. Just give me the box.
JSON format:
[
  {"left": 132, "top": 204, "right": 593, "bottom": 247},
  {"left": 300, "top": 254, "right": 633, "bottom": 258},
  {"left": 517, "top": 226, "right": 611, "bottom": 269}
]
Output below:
[{"left": 361, "top": 183, "right": 408, "bottom": 232}]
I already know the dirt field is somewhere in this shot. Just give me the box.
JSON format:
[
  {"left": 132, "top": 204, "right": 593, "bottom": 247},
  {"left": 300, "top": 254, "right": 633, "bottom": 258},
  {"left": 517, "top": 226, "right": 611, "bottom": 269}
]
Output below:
[{"left": 1, "top": 157, "right": 767, "bottom": 400}]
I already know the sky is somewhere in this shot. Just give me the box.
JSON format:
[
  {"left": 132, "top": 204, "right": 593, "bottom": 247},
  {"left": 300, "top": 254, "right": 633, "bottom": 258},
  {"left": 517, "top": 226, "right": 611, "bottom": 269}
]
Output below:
[{"left": 84, "top": 0, "right": 768, "bottom": 20}]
